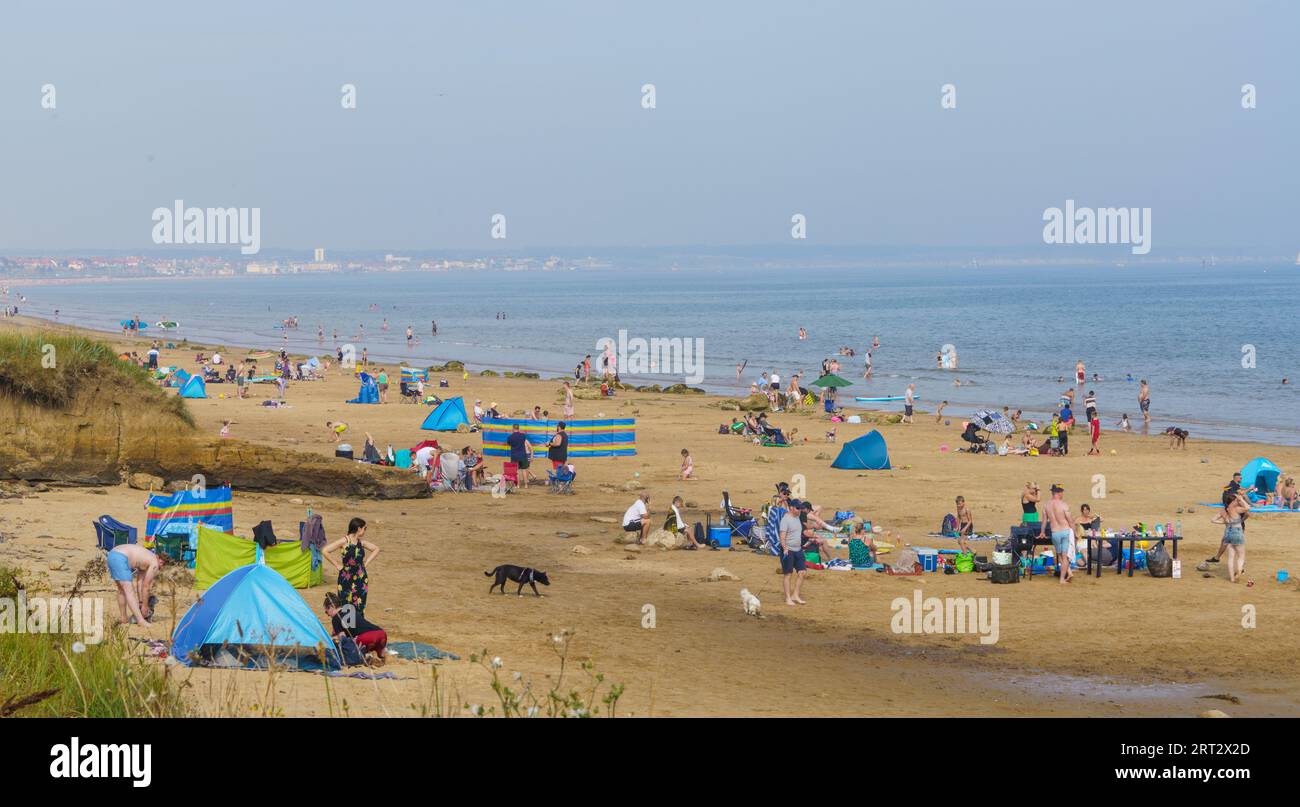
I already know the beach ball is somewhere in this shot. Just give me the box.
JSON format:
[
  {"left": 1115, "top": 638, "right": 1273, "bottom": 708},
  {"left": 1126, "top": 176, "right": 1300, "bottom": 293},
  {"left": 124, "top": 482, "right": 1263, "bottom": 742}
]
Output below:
[
  {"left": 218, "top": 393, "right": 225, "bottom": 399},
  {"left": 944, "top": 419, "right": 951, "bottom": 426}
]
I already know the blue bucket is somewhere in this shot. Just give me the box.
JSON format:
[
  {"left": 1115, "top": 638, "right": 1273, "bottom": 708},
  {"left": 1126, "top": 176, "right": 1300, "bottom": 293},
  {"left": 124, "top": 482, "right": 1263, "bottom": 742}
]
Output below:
[{"left": 708, "top": 525, "right": 732, "bottom": 548}]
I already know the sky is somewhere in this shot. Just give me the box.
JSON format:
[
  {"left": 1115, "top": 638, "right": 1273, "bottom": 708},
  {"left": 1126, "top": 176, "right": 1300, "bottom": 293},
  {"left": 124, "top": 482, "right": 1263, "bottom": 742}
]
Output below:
[{"left": 0, "top": 0, "right": 1297, "bottom": 252}]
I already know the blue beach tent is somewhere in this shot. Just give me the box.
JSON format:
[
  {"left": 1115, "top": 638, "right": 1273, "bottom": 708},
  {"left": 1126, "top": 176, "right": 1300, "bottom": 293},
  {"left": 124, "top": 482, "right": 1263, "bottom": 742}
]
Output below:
[
  {"left": 831, "top": 430, "right": 891, "bottom": 470},
  {"left": 170, "top": 564, "right": 340, "bottom": 670},
  {"left": 1240, "top": 457, "right": 1281, "bottom": 496},
  {"left": 346, "top": 372, "right": 380, "bottom": 404},
  {"left": 421, "top": 396, "right": 469, "bottom": 431},
  {"left": 179, "top": 374, "right": 207, "bottom": 399}
]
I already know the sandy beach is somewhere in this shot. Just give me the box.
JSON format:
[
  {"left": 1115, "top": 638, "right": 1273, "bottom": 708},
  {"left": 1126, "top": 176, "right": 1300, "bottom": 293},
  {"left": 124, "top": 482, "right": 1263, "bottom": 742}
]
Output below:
[{"left": 3, "top": 316, "right": 1299, "bottom": 717}]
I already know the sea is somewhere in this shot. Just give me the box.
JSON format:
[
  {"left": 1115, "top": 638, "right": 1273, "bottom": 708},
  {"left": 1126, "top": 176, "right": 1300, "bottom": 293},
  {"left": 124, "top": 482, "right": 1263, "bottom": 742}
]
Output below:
[{"left": 11, "top": 260, "right": 1300, "bottom": 446}]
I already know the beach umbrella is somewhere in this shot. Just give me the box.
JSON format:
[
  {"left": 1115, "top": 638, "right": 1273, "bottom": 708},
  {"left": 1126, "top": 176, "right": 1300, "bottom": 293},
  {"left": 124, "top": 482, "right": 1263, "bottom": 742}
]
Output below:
[
  {"left": 811, "top": 374, "right": 852, "bottom": 388},
  {"left": 971, "top": 408, "right": 1014, "bottom": 434}
]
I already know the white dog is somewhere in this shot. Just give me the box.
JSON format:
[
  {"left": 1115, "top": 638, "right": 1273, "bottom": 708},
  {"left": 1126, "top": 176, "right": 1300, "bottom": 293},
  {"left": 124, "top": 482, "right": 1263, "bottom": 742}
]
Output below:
[{"left": 740, "top": 588, "right": 761, "bottom": 616}]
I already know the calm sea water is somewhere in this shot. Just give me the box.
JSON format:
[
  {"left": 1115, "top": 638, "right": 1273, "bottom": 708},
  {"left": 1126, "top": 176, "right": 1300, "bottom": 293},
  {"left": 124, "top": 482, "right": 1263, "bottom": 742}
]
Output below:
[{"left": 15, "top": 262, "right": 1300, "bottom": 445}]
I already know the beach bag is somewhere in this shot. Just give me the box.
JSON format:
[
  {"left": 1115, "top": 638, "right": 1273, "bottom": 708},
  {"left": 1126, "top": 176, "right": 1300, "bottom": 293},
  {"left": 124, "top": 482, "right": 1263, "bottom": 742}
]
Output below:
[
  {"left": 954, "top": 552, "right": 975, "bottom": 573},
  {"left": 338, "top": 636, "right": 366, "bottom": 667},
  {"left": 939, "top": 514, "right": 959, "bottom": 538},
  {"left": 990, "top": 564, "right": 1019, "bottom": 584},
  {"left": 1146, "top": 543, "right": 1173, "bottom": 578}
]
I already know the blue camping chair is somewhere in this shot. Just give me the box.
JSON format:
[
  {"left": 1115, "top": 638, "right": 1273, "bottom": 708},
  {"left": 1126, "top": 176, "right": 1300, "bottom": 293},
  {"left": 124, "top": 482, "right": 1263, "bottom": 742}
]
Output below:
[
  {"left": 93, "top": 515, "right": 138, "bottom": 551},
  {"left": 547, "top": 466, "right": 576, "bottom": 494}
]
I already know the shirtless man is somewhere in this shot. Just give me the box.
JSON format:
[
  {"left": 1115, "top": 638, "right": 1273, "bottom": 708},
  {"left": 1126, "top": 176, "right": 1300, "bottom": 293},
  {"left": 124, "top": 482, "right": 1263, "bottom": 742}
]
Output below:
[
  {"left": 107, "top": 543, "right": 163, "bottom": 626},
  {"left": 1138, "top": 379, "right": 1151, "bottom": 423},
  {"left": 954, "top": 495, "right": 974, "bottom": 554},
  {"left": 1038, "top": 483, "right": 1077, "bottom": 583}
]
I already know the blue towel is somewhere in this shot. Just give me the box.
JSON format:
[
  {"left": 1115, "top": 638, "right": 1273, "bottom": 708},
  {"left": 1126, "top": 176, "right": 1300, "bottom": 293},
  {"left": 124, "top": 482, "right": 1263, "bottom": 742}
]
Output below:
[{"left": 385, "top": 641, "right": 460, "bottom": 661}]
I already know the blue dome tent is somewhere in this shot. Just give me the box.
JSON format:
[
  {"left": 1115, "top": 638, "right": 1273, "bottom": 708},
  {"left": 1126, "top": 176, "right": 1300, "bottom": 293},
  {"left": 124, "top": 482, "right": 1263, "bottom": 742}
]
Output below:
[
  {"left": 345, "top": 372, "right": 379, "bottom": 404},
  {"left": 171, "top": 564, "right": 340, "bottom": 670},
  {"left": 178, "top": 374, "right": 207, "bottom": 399},
  {"left": 831, "top": 430, "right": 891, "bottom": 470},
  {"left": 1240, "top": 457, "right": 1281, "bottom": 497},
  {"left": 421, "top": 396, "right": 469, "bottom": 431}
]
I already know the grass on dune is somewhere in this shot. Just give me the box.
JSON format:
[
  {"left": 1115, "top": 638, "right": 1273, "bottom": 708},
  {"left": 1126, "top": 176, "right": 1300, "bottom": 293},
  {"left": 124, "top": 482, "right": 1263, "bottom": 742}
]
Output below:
[{"left": 0, "top": 331, "right": 193, "bottom": 426}]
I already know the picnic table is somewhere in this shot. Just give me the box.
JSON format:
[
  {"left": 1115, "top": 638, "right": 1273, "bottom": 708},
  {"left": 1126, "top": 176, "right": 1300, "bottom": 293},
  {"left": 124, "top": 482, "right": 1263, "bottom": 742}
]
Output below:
[{"left": 1078, "top": 532, "right": 1182, "bottom": 578}]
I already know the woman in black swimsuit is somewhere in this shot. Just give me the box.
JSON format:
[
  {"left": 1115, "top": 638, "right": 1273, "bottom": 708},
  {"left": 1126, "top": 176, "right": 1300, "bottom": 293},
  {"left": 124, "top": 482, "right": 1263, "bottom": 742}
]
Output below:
[{"left": 1021, "top": 483, "right": 1041, "bottom": 525}]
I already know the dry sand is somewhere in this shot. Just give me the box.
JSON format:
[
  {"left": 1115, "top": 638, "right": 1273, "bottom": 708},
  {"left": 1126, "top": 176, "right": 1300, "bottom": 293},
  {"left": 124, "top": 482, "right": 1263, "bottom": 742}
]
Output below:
[{"left": 4, "top": 320, "right": 1299, "bottom": 716}]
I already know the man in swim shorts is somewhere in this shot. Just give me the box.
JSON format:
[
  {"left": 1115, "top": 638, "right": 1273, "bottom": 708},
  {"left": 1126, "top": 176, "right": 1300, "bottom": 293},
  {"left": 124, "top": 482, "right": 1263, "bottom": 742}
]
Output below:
[
  {"left": 1039, "top": 483, "right": 1077, "bottom": 584},
  {"left": 107, "top": 543, "right": 163, "bottom": 626},
  {"left": 1138, "top": 379, "right": 1150, "bottom": 423}
]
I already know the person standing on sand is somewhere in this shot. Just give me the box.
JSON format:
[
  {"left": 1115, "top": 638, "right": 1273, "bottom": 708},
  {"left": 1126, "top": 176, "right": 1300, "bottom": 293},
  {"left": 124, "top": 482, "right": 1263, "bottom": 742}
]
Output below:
[
  {"left": 779, "top": 504, "right": 807, "bottom": 605},
  {"left": 935, "top": 400, "right": 948, "bottom": 423},
  {"left": 1039, "top": 484, "right": 1076, "bottom": 583},
  {"left": 903, "top": 384, "right": 916, "bottom": 424},
  {"left": 1138, "top": 379, "right": 1151, "bottom": 423},
  {"left": 1216, "top": 491, "right": 1250, "bottom": 583},
  {"left": 506, "top": 422, "right": 535, "bottom": 487},
  {"left": 1087, "top": 414, "right": 1101, "bottom": 455},
  {"left": 323, "top": 517, "right": 381, "bottom": 616},
  {"left": 1021, "top": 482, "right": 1041, "bottom": 525},
  {"left": 235, "top": 360, "right": 248, "bottom": 399},
  {"left": 954, "top": 495, "right": 974, "bottom": 554},
  {"left": 562, "top": 381, "right": 575, "bottom": 418},
  {"left": 547, "top": 422, "right": 568, "bottom": 471},
  {"left": 107, "top": 543, "right": 163, "bottom": 627}
]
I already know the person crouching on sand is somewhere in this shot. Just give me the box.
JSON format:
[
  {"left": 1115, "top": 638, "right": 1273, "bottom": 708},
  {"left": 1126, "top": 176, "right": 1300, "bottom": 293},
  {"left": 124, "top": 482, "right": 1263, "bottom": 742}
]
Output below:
[
  {"left": 326, "top": 421, "right": 348, "bottom": 443},
  {"left": 680, "top": 448, "right": 694, "bottom": 480},
  {"left": 324, "top": 592, "right": 388, "bottom": 666}
]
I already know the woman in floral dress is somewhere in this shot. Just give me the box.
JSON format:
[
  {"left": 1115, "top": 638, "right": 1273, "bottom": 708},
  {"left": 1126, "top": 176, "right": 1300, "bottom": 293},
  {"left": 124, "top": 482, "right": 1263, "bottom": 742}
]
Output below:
[{"left": 323, "top": 517, "right": 381, "bottom": 615}]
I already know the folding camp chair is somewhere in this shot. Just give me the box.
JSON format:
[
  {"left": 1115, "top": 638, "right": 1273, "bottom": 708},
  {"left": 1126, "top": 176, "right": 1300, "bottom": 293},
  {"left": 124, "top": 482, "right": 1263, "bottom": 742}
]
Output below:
[
  {"left": 93, "top": 515, "right": 138, "bottom": 551},
  {"left": 398, "top": 381, "right": 422, "bottom": 404},
  {"left": 547, "top": 465, "right": 576, "bottom": 494},
  {"left": 433, "top": 453, "right": 468, "bottom": 492},
  {"left": 500, "top": 461, "right": 520, "bottom": 492},
  {"left": 720, "top": 491, "right": 757, "bottom": 545}
]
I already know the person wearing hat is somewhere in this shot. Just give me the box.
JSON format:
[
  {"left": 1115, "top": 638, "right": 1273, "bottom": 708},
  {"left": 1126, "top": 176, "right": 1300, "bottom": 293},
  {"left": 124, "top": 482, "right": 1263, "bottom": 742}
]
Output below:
[
  {"left": 1038, "top": 484, "right": 1077, "bottom": 583},
  {"left": 473, "top": 399, "right": 485, "bottom": 423}
]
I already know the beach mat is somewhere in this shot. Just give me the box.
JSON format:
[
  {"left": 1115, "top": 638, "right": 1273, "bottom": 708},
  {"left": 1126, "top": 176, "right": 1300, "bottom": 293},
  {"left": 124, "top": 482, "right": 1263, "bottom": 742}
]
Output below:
[
  {"left": 385, "top": 641, "right": 460, "bottom": 661},
  {"left": 925, "top": 533, "right": 1003, "bottom": 541},
  {"left": 1198, "top": 503, "right": 1300, "bottom": 513}
]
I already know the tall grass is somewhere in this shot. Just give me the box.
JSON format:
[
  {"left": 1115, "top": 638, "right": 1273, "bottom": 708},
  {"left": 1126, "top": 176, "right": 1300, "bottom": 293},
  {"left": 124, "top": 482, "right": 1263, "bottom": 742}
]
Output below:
[
  {"left": 0, "top": 331, "right": 193, "bottom": 425},
  {"left": 0, "top": 561, "right": 192, "bottom": 717}
]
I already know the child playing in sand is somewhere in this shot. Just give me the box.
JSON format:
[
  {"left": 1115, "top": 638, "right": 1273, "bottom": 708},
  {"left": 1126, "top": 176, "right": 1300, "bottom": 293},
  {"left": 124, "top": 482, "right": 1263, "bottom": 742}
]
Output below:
[
  {"left": 935, "top": 400, "right": 948, "bottom": 423},
  {"left": 326, "top": 421, "right": 349, "bottom": 443},
  {"left": 220, "top": 419, "right": 234, "bottom": 438},
  {"left": 680, "top": 448, "right": 694, "bottom": 480}
]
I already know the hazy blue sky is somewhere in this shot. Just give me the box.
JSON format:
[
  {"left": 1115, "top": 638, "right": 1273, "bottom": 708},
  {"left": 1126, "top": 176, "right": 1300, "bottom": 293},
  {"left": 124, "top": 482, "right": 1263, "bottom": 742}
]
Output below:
[{"left": 1, "top": 1, "right": 1296, "bottom": 252}]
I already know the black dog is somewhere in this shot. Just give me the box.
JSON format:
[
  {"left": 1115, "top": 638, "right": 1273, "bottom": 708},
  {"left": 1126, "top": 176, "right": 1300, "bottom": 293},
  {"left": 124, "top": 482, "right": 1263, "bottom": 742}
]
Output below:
[{"left": 485, "top": 565, "right": 550, "bottom": 597}]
